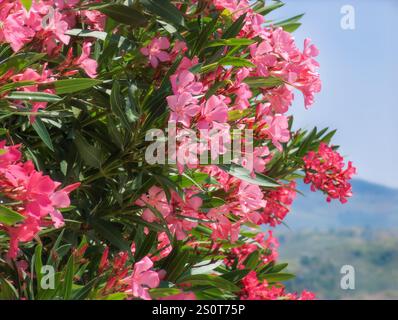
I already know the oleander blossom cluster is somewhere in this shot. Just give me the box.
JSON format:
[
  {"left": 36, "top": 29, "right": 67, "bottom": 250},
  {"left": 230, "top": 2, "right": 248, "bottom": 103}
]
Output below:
[
  {"left": 303, "top": 143, "right": 356, "bottom": 203},
  {"left": 0, "top": 0, "right": 356, "bottom": 301},
  {"left": 0, "top": 141, "right": 79, "bottom": 258},
  {"left": 136, "top": 0, "right": 354, "bottom": 300},
  {"left": 0, "top": 0, "right": 102, "bottom": 119}
]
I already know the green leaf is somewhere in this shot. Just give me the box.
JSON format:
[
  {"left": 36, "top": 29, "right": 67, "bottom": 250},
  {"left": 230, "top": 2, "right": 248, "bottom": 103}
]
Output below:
[
  {"left": 32, "top": 117, "right": 55, "bottom": 151},
  {"left": 6, "top": 91, "right": 61, "bottom": 102},
  {"left": 90, "top": 218, "right": 130, "bottom": 251},
  {"left": 66, "top": 29, "right": 108, "bottom": 41},
  {"left": 258, "top": 2, "right": 285, "bottom": 15},
  {"left": 71, "top": 276, "right": 101, "bottom": 300},
  {"left": 244, "top": 76, "right": 284, "bottom": 88},
  {"left": 74, "top": 133, "right": 102, "bottom": 168},
  {"left": 20, "top": 0, "right": 32, "bottom": 11},
  {"left": 0, "top": 81, "right": 35, "bottom": 94},
  {"left": 275, "top": 14, "right": 305, "bottom": 27},
  {"left": 34, "top": 245, "right": 44, "bottom": 296},
  {"left": 218, "top": 164, "right": 280, "bottom": 188},
  {"left": 62, "top": 255, "right": 75, "bottom": 300},
  {"left": 49, "top": 79, "right": 102, "bottom": 95},
  {"left": 179, "top": 274, "right": 241, "bottom": 292},
  {"left": 281, "top": 23, "right": 301, "bottom": 33},
  {"left": 0, "top": 53, "right": 45, "bottom": 76},
  {"left": 262, "top": 272, "right": 295, "bottom": 283},
  {"left": 134, "top": 231, "right": 157, "bottom": 261},
  {"left": 0, "top": 205, "right": 25, "bottom": 226},
  {"left": 222, "top": 13, "right": 247, "bottom": 39},
  {"left": 0, "top": 278, "right": 19, "bottom": 300},
  {"left": 243, "top": 250, "right": 260, "bottom": 269},
  {"left": 95, "top": 4, "right": 148, "bottom": 27},
  {"left": 140, "top": 0, "right": 185, "bottom": 27},
  {"left": 165, "top": 249, "right": 191, "bottom": 282},
  {"left": 169, "top": 172, "right": 211, "bottom": 189},
  {"left": 110, "top": 81, "right": 131, "bottom": 129},
  {"left": 207, "top": 38, "right": 255, "bottom": 48},
  {"left": 219, "top": 57, "right": 255, "bottom": 68}
]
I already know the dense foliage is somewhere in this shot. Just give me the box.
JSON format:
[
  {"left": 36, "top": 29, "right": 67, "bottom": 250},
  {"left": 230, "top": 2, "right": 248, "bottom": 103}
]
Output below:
[{"left": 0, "top": 0, "right": 355, "bottom": 300}]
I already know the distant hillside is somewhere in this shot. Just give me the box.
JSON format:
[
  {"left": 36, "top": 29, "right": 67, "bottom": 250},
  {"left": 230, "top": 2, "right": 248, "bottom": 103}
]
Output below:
[
  {"left": 280, "top": 179, "right": 398, "bottom": 230},
  {"left": 273, "top": 179, "right": 398, "bottom": 299},
  {"left": 277, "top": 229, "right": 398, "bottom": 300}
]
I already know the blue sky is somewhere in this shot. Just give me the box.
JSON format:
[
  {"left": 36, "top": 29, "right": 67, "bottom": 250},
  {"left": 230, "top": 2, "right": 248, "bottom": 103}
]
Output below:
[{"left": 268, "top": 0, "right": 398, "bottom": 188}]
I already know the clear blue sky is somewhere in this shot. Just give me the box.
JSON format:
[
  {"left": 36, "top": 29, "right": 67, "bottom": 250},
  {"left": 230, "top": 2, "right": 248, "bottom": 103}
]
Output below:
[{"left": 268, "top": 0, "right": 398, "bottom": 188}]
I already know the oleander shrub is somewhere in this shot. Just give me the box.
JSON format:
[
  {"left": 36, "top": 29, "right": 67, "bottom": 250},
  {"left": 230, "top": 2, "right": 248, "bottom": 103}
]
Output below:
[{"left": 0, "top": 0, "right": 355, "bottom": 300}]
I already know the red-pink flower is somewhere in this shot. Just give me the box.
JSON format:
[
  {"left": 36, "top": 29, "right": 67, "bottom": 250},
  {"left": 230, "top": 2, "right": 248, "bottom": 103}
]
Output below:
[
  {"left": 303, "top": 143, "right": 356, "bottom": 203},
  {"left": 135, "top": 186, "right": 172, "bottom": 222},
  {"left": 167, "top": 92, "right": 200, "bottom": 127},
  {"left": 0, "top": 142, "right": 80, "bottom": 258},
  {"left": 237, "top": 181, "right": 266, "bottom": 214},
  {"left": 75, "top": 42, "right": 98, "bottom": 78},
  {"left": 140, "top": 37, "right": 171, "bottom": 68},
  {"left": 198, "top": 95, "right": 228, "bottom": 130},
  {"left": 123, "top": 257, "right": 160, "bottom": 300}
]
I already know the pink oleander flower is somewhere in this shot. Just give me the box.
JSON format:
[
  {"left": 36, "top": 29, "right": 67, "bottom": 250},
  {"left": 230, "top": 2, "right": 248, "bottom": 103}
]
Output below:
[
  {"left": 140, "top": 37, "right": 171, "bottom": 68},
  {"left": 75, "top": 41, "right": 98, "bottom": 78},
  {"left": 135, "top": 186, "right": 172, "bottom": 222},
  {"left": 265, "top": 85, "right": 294, "bottom": 114},
  {"left": 0, "top": 8, "right": 34, "bottom": 52},
  {"left": 11, "top": 66, "right": 55, "bottom": 122},
  {"left": 123, "top": 257, "right": 160, "bottom": 300},
  {"left": 166, "top": 190, "right": 202, "bottom": 240},
  {"left": 82, "top": 10, "right": 106, "bottom": 31},
  {"left": 0, "top": 141, "right": 80, "bottom": 258},
  {"left": 170, "top": 70, "right": 203, "bottom": 96},
  {"left": 240, "top": 270, "right": 315, "bottom": 300},
  {"left": 207, "top": 206, "right": 240, "bottom": 242},
  {"left": 237, "top": 181, "right": 267, "bottom": 214},
  {"left": 198, "top": 95, "right": 228, "bottom": 130},
  {"left": 175, "top": 132, "right": 200, "bottom": 174},
  {"left": 241, "top": 146, "right": 270, "bottom": 174},
  {"left": 262, "top": 182, "right": 296, "bottom": 226},
  {"left": 303, "top": 143, "right": 356, "bottom": 203},
  {"left": 263, "top": 114, "right": 290, "bottom": 151},
  {"left": 167, "top": 92, "right": 200, "bottom": 127}
]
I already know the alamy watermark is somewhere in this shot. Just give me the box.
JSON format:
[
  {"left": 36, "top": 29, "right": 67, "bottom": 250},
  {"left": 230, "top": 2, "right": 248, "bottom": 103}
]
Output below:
[{"left": 144, "top": 122, "right": 256, "bottom": 171}]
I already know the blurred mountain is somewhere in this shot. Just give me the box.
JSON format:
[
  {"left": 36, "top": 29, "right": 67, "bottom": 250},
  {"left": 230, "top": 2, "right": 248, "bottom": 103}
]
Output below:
[
  {"left": 281, "top": 179, "right": 398, "bottom": 230},
  {"left": 274, "top": 179, "right": 398, "bottom": 299}
]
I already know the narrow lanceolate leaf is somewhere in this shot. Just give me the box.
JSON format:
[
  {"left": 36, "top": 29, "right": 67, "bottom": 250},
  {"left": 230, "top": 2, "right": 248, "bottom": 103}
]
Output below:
[
  {"left": 178, "top": 274, "right": 241, "bottom": 292},
  {"left": 219, "top": 57, "right": 255, "bottom": 68},
  {"left": 34, "top": 245, "right": 44, "bottom": 296},
  {"left": 90, "top": 218, "right": 130, "bottom": 252},
  {"left": 97, "top": 4, "right": 148, "bottom": 27},
  {"left": 206, "top": 38, "right": 255, "bottom": 48},
  {"left": 0, "top": 81, "right": 35, "bottom": 94},
  {"left": 74, "top": 133, "right": 102, "bottom": 168},
  {"left": 244, "top": 76, "right": 284, "bottom": 88},
  {"left": 62, "top": 255, "right": 75, "bottom": 300},
  {"left": 32, "top": 117, "right": 55, "bottom": 151},
  {"left": 280, "top": 23, "right": 301, "bottom": 33},
  {"left": 5, "top": 91, "right": 61, "bottom": 102},
  {"left": 20, "top": 0, "right": 32, "bottom": 11},
  {"left": 66, "top": 29, "right": 108, "bottom": 41},
  {"left": 0, "top": 205, "right": 25, "bottom": 226},
  {"left": 49, "top": 79, "right": 102, "bottom": 95},
  {"left": 140, "top": 0, "right": 185, "bottom": 27},
  {"left": 262, "top": 272, "right": 295, "bottom": 283},
  {"left": 258, "top": 2, "right": 285, "bottom": 15},
  {"left": 110, "top": 81, "right": 131, "bottom": 129},
  {"left": 218, "top": 164, "right": 280, "bottom": 188},
  {"left": 0, "top": 53, "right": 45, "bottom": 76}
]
